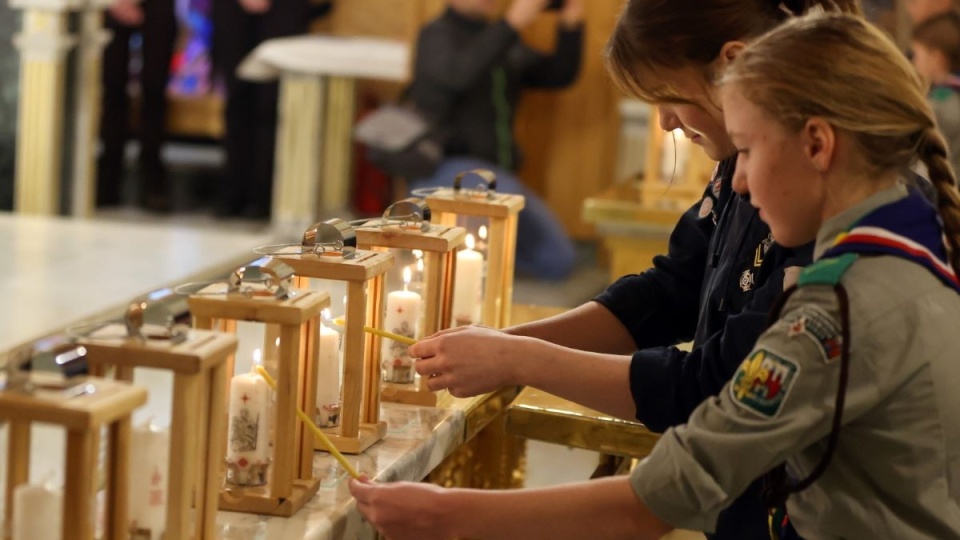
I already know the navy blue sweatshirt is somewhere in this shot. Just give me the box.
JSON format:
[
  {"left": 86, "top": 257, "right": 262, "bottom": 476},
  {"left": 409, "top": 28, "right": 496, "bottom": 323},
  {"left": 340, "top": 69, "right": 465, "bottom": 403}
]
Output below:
[{"left": 595, "top": 158, "right": 814, "bottom": 539}]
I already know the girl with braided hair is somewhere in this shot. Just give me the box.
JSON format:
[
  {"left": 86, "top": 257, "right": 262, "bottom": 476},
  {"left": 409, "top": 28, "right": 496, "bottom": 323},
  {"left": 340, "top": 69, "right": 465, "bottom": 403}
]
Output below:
[{"left": 348, "top": 11, "right": 960, "bottom": 540}]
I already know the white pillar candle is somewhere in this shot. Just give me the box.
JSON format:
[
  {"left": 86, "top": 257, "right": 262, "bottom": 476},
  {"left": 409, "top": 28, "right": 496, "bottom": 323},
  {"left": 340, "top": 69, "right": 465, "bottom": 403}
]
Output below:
[
  {"left": 128, "top": 420, "right": 169, "bottom": 539},
  {"left": 226, "top": 366, "right": 272, "bottom": 486},
  {"left": 382, "top": 267, "right": 421, "bottom": 383},
  {"left": 13, "top": 482, "right": 62, "bottom": 540},
  {"left": 452, "top": 234, "right": 484, "bottom": 326},
  {"left": 315, "top": 320, "right": 342, "bottom": 428}
]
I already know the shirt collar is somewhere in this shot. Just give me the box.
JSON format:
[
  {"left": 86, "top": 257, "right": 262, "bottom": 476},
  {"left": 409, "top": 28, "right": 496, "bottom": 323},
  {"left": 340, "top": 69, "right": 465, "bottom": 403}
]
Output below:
[{"left": 814, "top": 183, "right": 908, "bottom": 261}]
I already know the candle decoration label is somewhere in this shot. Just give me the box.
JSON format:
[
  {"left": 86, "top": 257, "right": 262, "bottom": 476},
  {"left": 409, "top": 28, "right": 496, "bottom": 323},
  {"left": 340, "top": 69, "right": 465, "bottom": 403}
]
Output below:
[
  {"left": 382, "top": 267, "right": 421, "bottom": 383},
  {"left": 226, "top": 369, "right": 272, "bottom": 486}
]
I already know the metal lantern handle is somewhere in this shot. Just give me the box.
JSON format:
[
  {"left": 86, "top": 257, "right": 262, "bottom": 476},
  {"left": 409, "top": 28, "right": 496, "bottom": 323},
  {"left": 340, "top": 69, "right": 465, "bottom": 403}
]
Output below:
[
  {"left": 381, "top": 197, "right": 432, "bottom": 232},
  {"left": 453, "top": 169, "right": 497, "bottom": 197},
  {"left": 302, "top": 218, "right": 358, "bottom": 258},
  {"left": 236, "top": 257, "right": 296, "bottom": 300}
]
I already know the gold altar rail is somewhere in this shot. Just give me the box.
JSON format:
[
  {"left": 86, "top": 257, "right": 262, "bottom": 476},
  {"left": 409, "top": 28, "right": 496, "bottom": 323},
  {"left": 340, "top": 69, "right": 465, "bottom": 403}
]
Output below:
[{"left": 506, "top": 387, "right": 659, "bottom": 459}]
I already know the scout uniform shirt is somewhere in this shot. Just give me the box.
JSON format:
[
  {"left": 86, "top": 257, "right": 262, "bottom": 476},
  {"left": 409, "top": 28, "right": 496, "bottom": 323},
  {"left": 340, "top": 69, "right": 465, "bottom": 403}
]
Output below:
[{"left": 630, "top": 184, "right": 960, "bottom": 539}]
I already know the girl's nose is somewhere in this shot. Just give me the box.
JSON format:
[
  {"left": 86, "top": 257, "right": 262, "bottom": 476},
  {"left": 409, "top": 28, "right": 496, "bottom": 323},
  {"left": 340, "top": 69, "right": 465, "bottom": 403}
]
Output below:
[
  {"left": 658, "top": 106, "right": 681, "bottom": 132},
  {"left": 732, "top": 163, "right": 749, "bottom": 195}
]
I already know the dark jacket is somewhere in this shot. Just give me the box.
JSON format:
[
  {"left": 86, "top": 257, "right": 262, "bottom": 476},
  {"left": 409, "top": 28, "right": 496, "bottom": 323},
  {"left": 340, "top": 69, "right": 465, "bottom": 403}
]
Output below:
[
  {"left": 409, "top": 7, "right": 583, "bottom": 171},
  {"left": 595, "top": 158, "right": 814, "bottom": 539}
]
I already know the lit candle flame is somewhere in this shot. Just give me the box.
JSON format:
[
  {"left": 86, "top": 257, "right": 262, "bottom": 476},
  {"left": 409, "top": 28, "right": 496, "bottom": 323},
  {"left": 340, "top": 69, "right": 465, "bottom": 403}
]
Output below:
[
  {"left": 403, "top": 266, "right": 412, "bottom": 286},
  {"left": 466, "top": 234, "right": 475, "bottom": 251},
  {"left": 417, "top": 259, "right": 424, "bottom": 273},
  {"left": 478, "top": 225, "right": 487, "bottom": 241},
  {"left": 252, "top": 348, "right": 262, "bottom": 366}
]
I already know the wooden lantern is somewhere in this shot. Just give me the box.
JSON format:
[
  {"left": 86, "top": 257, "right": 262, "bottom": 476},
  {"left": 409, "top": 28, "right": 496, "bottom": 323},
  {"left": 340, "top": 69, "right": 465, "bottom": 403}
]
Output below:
[
  {"left": 269, "top": 218, "right": 392, "bottom": 454},
  {"left": 185, "top": 257, "right": 330, "bottom": 517},
  {"left": 76, "top": 298, "right": 237, "bottom": 540},
  {"left": 1, "top": 347, "right": 147, "bottom": 540},
  {"left": 422, "top": 169, "right": 524, "bottom": 329},
  {"left": 640, "top": 106, "right": 716, "bottom": 210},
  {"left": 356, "top": 198, "right": 466, "bottom": 406}
]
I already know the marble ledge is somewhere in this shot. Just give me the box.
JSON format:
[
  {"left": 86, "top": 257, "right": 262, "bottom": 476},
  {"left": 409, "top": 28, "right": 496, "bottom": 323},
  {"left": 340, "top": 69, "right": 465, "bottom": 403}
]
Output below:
[{"left": 216, "top": 403, "right": 466, "bottom": 540}]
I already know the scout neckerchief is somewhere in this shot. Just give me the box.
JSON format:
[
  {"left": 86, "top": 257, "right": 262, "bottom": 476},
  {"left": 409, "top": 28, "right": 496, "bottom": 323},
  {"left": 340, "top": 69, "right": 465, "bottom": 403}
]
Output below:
[{"left": 763, "top": 189, "right": 958, "bottom": 540}]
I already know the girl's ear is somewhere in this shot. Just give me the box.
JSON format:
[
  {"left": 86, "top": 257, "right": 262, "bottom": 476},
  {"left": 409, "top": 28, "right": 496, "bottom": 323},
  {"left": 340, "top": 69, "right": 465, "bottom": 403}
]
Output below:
[
  {"left": 802, "top": 117, "right": 836, "bottom": 173},
  {"left": 716, "top": 41, "right": 748, "bottom": 71}
]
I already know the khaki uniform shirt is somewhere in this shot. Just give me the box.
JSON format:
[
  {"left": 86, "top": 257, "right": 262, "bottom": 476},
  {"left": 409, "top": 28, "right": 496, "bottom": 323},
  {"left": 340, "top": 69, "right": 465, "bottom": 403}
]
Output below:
[{"left": 631, "top": 184, "right": 960, "bottom": 538}]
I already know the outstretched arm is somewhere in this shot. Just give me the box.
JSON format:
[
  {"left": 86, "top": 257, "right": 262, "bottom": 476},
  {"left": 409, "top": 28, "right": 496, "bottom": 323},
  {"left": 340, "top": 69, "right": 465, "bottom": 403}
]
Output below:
[
  {"left": 504, "top": 301, "right": 637, "bottom": 354},
  {"left": 411, "top": 326, "right": 637, "bottom": 420},
  {"left": 350, "top": 475, "right": 672, "bottom": 540}
]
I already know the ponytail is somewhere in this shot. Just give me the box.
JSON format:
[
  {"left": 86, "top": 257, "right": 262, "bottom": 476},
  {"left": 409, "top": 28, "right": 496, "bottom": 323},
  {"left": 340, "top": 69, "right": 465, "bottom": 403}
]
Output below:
[{"left": 919, "top": 127, "right": 960, "bottom": 275}]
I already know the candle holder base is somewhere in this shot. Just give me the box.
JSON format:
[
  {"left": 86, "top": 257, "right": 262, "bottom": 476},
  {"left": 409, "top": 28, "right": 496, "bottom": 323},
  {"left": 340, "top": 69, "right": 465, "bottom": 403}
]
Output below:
[
  {"left": 381, "top": 382, "right": 443, "bottom": 407},
  {"left": 315, "top": 402, "right": 341, "bottom": 429},
  {"left": 218, "top": 476, "right": 321, "bottom": 517},
  {"left": 320, "top": 420, "right": 388, "bottom": 454}
]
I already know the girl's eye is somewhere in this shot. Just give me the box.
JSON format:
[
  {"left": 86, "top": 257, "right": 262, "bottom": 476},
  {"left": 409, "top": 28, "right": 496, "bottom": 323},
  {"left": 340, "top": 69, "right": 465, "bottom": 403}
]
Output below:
[{"left": 736, "top": 148, "right": 749, "bottom": 155}]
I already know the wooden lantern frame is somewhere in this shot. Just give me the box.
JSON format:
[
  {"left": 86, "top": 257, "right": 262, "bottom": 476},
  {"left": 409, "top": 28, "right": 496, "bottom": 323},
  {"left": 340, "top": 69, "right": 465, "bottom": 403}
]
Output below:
[
  {"left": 423, "top": 169, "right": 524, "bottom": 329},
  {"left": 270, "top": 245, "right": 393, "bottom": 455},
  {"left": 80, "top": 319, "right": 236, "bottom": 540},
  {"left": 356, "top": 210, "right": 466, "bottom": 407},
  {"left": 640, "top": 107, "right": 716, "bottom": 210},
  {"left": 186, "top": 273, "right": 330, "bottom": 517},
  {"left": 1, "top": 372, "right": 147, "bottom": 540}
]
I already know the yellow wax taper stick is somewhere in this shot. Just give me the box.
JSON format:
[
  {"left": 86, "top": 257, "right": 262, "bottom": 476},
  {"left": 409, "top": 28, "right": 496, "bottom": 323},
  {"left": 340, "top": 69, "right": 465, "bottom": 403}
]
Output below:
[
  {"left": 331, "top": 317, "right": 417, "bottom": 346},
  {"left": 253, "top": 365, "right": 361, "bottom": 480}
]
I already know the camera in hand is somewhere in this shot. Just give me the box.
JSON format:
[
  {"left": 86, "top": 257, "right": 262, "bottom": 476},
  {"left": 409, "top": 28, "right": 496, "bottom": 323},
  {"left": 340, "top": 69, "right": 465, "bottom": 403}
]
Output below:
[{"left": 545, "top": 0, "right": 564, "bottom": 10}]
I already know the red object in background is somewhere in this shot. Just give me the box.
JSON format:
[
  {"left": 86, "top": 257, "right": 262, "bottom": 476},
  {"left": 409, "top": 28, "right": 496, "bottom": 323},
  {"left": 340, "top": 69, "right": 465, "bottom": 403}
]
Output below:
[{"left": 351, "top": 96, "right": 394, "bottom": 215}]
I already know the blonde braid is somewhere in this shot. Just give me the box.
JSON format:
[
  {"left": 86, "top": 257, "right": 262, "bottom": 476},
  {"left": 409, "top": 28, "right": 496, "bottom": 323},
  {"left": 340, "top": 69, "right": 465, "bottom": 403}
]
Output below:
[{"left": 919, "top": 126, "right": 960, "bottom": 275}]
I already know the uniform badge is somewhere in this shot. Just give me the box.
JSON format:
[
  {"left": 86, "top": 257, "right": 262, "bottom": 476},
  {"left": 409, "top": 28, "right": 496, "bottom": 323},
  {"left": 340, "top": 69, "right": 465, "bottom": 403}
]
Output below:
[
  {"left": 753, "top": 233, "right": 774, "bottom": 267},
  {"left": 739, "top": 269, "right": 754, "bottom": 292},
  {"left": 784, "top": 305, "right": 842, "bottom": 363},
  {"left": 730, "top": 349, "right": 799, "bottom": 419},
  {"left": 711, "top": 171, "right": 723, "bottom": 197},
  {"left": 698, "top": 196, "right": 714, "bottom": 219}
]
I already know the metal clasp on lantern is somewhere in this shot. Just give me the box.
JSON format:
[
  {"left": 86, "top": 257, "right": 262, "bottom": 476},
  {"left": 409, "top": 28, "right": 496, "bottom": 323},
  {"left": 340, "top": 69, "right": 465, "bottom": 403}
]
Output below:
[
  {"left": 123, "top": 293, "right": 190, "bottom": 344},
  {"left": 453, "top": 169, "right": 497, "bottom": 200},
  {"left": 235, "top": 257, "right": 295, "bottom": 300},
  {"left": 379, "top": 197, "right": 432, "bottom": 233},
  {"left": 302, "top": 218, "right": 358, "bottom": 258}
]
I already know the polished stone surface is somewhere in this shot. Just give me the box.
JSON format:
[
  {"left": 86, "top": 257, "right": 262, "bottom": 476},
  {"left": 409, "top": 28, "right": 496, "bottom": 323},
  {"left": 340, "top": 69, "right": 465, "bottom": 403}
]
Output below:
[
  {"left": 217, "top": 403, "right": 464, "bottom": 540},
  {"left": 0, "top": 212, "right": 276, "bottom": 353}
]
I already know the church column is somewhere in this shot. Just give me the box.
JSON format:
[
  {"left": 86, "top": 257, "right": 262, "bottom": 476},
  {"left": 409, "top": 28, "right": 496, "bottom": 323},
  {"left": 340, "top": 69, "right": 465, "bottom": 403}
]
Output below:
[
  {"left": 11, "top": 2, "right": 76, "bottom": 215},
  {"left": 69, "top": 4, "right": 111, "bottom": 216}
]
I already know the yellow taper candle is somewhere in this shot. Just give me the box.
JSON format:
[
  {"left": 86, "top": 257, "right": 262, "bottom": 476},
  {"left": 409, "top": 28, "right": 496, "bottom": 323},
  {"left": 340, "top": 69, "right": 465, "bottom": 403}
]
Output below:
[{"left": 253, "top": 365, "right": 360, "bottom": 480}]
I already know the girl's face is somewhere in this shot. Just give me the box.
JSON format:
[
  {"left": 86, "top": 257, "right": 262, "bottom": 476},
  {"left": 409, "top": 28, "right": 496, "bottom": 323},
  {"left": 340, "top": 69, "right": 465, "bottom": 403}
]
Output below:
[
  {"left": 911, "top": 41, "right": 949, "bottom": 84},
  {"left": 654, "top": 68, "right": 737, "bottom": 162},
  {"left": 721, "top": 85, "right": 825, "bottom": 247}
]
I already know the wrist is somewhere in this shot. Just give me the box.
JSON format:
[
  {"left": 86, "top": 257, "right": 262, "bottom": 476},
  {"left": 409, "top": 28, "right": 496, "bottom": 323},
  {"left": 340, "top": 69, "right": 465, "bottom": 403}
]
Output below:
[{"left": 510, "top": 335, "right": 546, "bottom": 387}]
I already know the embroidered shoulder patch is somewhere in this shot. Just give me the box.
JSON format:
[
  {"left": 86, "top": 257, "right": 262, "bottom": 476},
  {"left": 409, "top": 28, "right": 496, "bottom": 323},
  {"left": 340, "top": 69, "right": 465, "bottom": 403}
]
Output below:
[
  {"left": 730, "top": 349, "right": 799, "bottom": 419},
  {"left": 784, "top": 305, "right": 842, "bottom": 363}
]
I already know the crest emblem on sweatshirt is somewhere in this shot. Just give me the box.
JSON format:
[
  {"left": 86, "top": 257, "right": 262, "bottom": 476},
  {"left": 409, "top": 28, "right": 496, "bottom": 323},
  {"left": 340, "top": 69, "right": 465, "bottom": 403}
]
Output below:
[
  {"left": 698, "top": 196, "right": 714, "bottom": 219},
  {"left": 739, "top": 269, "right": 754, "bottom": 292},
  {"left": 731, "top": 349, "right": 799, "bottom": 418}
]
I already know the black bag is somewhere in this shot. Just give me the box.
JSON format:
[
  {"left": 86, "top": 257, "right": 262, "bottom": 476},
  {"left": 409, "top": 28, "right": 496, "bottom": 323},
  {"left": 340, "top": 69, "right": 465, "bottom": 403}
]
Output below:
[{"left": 353, "top": 104, "right": 444, "bottom": 179}]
